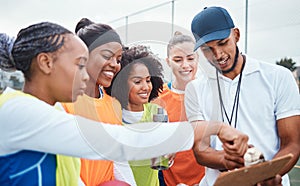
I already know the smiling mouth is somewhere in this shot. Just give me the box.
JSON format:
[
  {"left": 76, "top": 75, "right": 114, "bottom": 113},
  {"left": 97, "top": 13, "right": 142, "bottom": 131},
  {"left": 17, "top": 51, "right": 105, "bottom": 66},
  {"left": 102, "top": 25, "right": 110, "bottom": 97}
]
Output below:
[
  {"left": 103, "top": 71, "right": 115, "bottom": 78},
  {"left": 180, "top": 70, "right": 192, "bottom": 75},
  {"left": 218, "top": 57, "right": 229, "bottom": 65},
  {"left": 138, "top": 93, "right": 149, "bottom": 98}
]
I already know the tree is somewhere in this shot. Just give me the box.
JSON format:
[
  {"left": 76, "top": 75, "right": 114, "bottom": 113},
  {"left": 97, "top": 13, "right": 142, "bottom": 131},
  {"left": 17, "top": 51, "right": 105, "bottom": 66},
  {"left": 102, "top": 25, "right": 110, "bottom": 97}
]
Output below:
[{"left": 276, "top": 57, "right": 297, "bottom": 72}]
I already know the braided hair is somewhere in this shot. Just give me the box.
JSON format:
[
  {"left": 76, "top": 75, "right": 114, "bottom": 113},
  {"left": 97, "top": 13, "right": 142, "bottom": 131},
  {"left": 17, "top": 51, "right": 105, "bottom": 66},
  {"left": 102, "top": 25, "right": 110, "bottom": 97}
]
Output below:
[{"left": 0, "top": 22, "right": 72, "bottom": 80}]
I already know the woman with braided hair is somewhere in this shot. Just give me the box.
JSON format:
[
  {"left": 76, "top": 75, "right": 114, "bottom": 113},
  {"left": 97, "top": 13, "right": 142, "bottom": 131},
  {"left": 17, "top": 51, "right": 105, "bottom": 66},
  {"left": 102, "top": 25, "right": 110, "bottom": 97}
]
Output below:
[{"left": 0, "top": 22, "right": 89, "bottom": 185}]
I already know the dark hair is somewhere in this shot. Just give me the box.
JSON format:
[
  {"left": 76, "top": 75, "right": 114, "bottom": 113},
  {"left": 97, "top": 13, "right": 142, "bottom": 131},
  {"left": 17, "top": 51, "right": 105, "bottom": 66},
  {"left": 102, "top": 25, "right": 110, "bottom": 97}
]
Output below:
[
  {"left": 75, "top": 18, "right": 122, "bottom": 51},
  {"left": 75, "top": 18, "right": 95, "bottom": 33},
  {"left": 105, "top": 45, "right": 164, "bottom": 109},
  {"left": 167, "top": 31, "right": 195, "bottom": 56},
  {"left": 0, "top": 22, "right": 72, "bottom": 80}
]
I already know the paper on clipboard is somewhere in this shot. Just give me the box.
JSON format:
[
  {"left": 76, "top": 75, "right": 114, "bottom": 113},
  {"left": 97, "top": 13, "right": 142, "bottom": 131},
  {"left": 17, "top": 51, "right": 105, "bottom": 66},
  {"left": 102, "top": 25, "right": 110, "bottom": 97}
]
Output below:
[{"left": 214, "top": 153, "right": 293, "bottom": 186}]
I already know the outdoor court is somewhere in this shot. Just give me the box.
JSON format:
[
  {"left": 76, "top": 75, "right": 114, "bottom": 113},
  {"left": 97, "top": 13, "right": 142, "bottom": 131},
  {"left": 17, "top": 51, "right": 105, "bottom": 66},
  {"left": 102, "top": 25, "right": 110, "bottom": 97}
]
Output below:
[{"left": 289, "top": 158, "right": 300, "bottom": 186}]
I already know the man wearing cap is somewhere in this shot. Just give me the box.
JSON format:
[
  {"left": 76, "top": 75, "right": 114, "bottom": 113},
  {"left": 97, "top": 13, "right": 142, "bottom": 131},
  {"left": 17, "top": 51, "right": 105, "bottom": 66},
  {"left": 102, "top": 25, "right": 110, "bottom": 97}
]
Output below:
[{"left": 185, "top": 6, "right": 300, "bottom": 186}]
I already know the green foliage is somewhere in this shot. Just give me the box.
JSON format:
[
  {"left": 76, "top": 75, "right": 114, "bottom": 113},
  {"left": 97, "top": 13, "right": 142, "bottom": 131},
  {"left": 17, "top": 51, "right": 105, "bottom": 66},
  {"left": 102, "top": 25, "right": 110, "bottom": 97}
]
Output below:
[{"left": 276, "top": 57, "right": 297, "bottom": 72}]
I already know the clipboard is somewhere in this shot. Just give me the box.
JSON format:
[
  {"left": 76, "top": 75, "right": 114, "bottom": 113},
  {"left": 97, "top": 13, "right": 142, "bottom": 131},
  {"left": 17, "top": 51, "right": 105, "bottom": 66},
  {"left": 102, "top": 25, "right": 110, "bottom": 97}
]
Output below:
[{"left": 214, "top": 153, "right": 293, "bottom": 186}]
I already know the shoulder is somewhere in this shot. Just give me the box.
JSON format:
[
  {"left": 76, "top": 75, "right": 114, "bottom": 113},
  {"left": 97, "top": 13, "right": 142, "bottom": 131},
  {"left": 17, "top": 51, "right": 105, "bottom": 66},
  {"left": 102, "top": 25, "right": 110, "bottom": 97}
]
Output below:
[
  {"left": 159, "top": 83, "right": 171, "bottom": 95},
  {"left": 102, "top": 93, "right": 122, "bottom": 110},
  {"left": 61, "top": 94, "right": 92, "bottom": 113},
  {"left": 144, "top": 102, "right": 160, "bottom": 110},
  {"left": 190, "top": 73, "right": 210, "bottom": 85},
  {"left": 246, "top": 56, "right": 292, "bottom": 76},
  {"left": 186, "top": 74, "right": 210, "bottom": 94},
  {"left": 245, "top": 56, "right": 297, "bottom": 90},
  {"left": 144, "top": 102, "right": 167, "bottom": 114},
  {"left": 0, "top": 88, "right": 39, "bottom": 109}
]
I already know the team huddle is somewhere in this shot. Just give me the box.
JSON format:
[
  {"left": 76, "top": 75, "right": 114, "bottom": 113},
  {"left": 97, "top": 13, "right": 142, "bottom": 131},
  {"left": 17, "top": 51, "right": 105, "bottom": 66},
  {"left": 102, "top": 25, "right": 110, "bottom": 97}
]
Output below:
[{"left": 0, "top": 6, "right": 299, "bottom": 186}]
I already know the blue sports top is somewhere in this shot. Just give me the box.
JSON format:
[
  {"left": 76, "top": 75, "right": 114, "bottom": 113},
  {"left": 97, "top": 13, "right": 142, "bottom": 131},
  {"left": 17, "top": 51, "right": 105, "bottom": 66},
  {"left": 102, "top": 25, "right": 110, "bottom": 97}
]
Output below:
[{"left": 0, "top": 150, "right": 56, "bottom": 186}]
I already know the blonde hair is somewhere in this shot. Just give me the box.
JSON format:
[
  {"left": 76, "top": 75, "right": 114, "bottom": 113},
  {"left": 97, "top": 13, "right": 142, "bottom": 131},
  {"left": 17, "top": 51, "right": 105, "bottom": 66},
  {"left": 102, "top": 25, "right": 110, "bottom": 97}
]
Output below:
[{"left": 167, "top": 31, "right": 195, "bottom": 56}]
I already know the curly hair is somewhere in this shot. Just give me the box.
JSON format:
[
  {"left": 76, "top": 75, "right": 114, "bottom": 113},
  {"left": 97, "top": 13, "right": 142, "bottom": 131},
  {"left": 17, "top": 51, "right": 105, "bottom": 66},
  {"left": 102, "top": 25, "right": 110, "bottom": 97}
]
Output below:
[
  {"left": 105, "top": 45, "right": 164, "bottom": 109},
  {"left": 0, "top": 22, "right": 72, "bottom": 80}
]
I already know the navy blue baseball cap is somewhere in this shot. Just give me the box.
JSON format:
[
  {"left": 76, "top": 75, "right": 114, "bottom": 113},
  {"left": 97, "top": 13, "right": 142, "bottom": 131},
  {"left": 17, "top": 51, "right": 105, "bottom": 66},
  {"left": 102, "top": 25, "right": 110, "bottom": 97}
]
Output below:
[{"left": 191, "top": 6, "right": 235, "bottom": 51}]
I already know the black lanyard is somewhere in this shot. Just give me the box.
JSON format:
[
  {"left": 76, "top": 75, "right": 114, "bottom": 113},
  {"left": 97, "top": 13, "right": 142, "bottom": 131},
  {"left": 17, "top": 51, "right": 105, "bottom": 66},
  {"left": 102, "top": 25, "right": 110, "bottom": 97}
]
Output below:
[{"left": 216, "top": 55, "right": 246, "bottom": 128}]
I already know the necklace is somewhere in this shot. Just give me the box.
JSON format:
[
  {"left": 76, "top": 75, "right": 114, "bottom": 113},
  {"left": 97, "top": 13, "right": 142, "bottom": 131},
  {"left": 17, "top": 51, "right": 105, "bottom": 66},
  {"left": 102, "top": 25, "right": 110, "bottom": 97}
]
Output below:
[
  {"left": 98, "top": 85, "right": 104, "bottom": 99},
  {"left": 216, "top": 55, "right": 246, "bottom": 128}
]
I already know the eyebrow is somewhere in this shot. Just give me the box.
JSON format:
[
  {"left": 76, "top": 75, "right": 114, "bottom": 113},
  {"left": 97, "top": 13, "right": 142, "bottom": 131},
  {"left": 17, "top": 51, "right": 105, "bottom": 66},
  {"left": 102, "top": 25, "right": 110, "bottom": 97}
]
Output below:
[
  {"left": 186, "top": 53, "right": 195, "bottom": 57},
  {"left": 201, "top": 39, "right": 227, "bottom": 49},
  {"left": 130, "top": 75, "right": 151, "bottom": 79},
  {"left": 100, "top": 49, "right": 114, "bottom": 55},
  {"left": 173, "top": 56, "right": 183, "bottom": 59},
  {"left": 101, "top": 49, "right": 123, "bottom": 56},
  {"left": 173, "top": 53, "right": 195, "bottom": 58},
  {"left": 217, "top": 38, "right": 227, "bottom": 44},
  {"left": 78, "top": 56, "right": 88, "bottom": 62}
]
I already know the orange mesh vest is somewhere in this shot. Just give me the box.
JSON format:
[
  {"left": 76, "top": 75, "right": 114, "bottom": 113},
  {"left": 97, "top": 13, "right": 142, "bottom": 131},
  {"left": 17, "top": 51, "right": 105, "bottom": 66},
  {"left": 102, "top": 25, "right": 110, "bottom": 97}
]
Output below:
[
  {"left": 62, "top": 92, "right": 122, "bottom": 186},
  {"left": 153, "top": 83, "right": 205, "bottom": 186}
]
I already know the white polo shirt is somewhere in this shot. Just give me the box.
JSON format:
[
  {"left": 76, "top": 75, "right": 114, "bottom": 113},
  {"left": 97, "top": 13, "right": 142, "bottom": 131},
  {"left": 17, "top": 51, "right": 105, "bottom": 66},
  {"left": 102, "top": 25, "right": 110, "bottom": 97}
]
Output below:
[{"left": 185, "top": 55, "right": 300, "bottom": 186}]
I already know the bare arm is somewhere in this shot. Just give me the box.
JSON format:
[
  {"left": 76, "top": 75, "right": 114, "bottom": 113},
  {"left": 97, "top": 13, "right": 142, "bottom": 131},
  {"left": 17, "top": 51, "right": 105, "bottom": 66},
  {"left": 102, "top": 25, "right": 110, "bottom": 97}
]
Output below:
[
  {"left": 256, "top": 115, "right": 299, "bottom": 186},
  {"left": 1, "top": 96, "right": 194, "bottom": 161},
  {"left": 192, "top": 120, "right": 248, "bottom": 170},
  {"left": 274, "top": 115, "right": 300, "bottom": 175}
]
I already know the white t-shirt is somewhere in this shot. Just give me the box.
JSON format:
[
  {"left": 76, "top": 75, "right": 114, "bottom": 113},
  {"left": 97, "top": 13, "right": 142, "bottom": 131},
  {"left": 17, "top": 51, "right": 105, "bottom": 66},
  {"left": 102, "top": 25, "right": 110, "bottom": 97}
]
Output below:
[{"left": 185, "top": 56, "right": 300, "bottom": 186}]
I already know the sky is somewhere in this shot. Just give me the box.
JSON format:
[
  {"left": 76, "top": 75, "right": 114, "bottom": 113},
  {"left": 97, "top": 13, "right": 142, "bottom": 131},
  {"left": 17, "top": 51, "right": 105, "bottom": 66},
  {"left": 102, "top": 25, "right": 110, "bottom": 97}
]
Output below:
[{"left": 1, "top": 0, "right": 300, "bottom": 67}]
